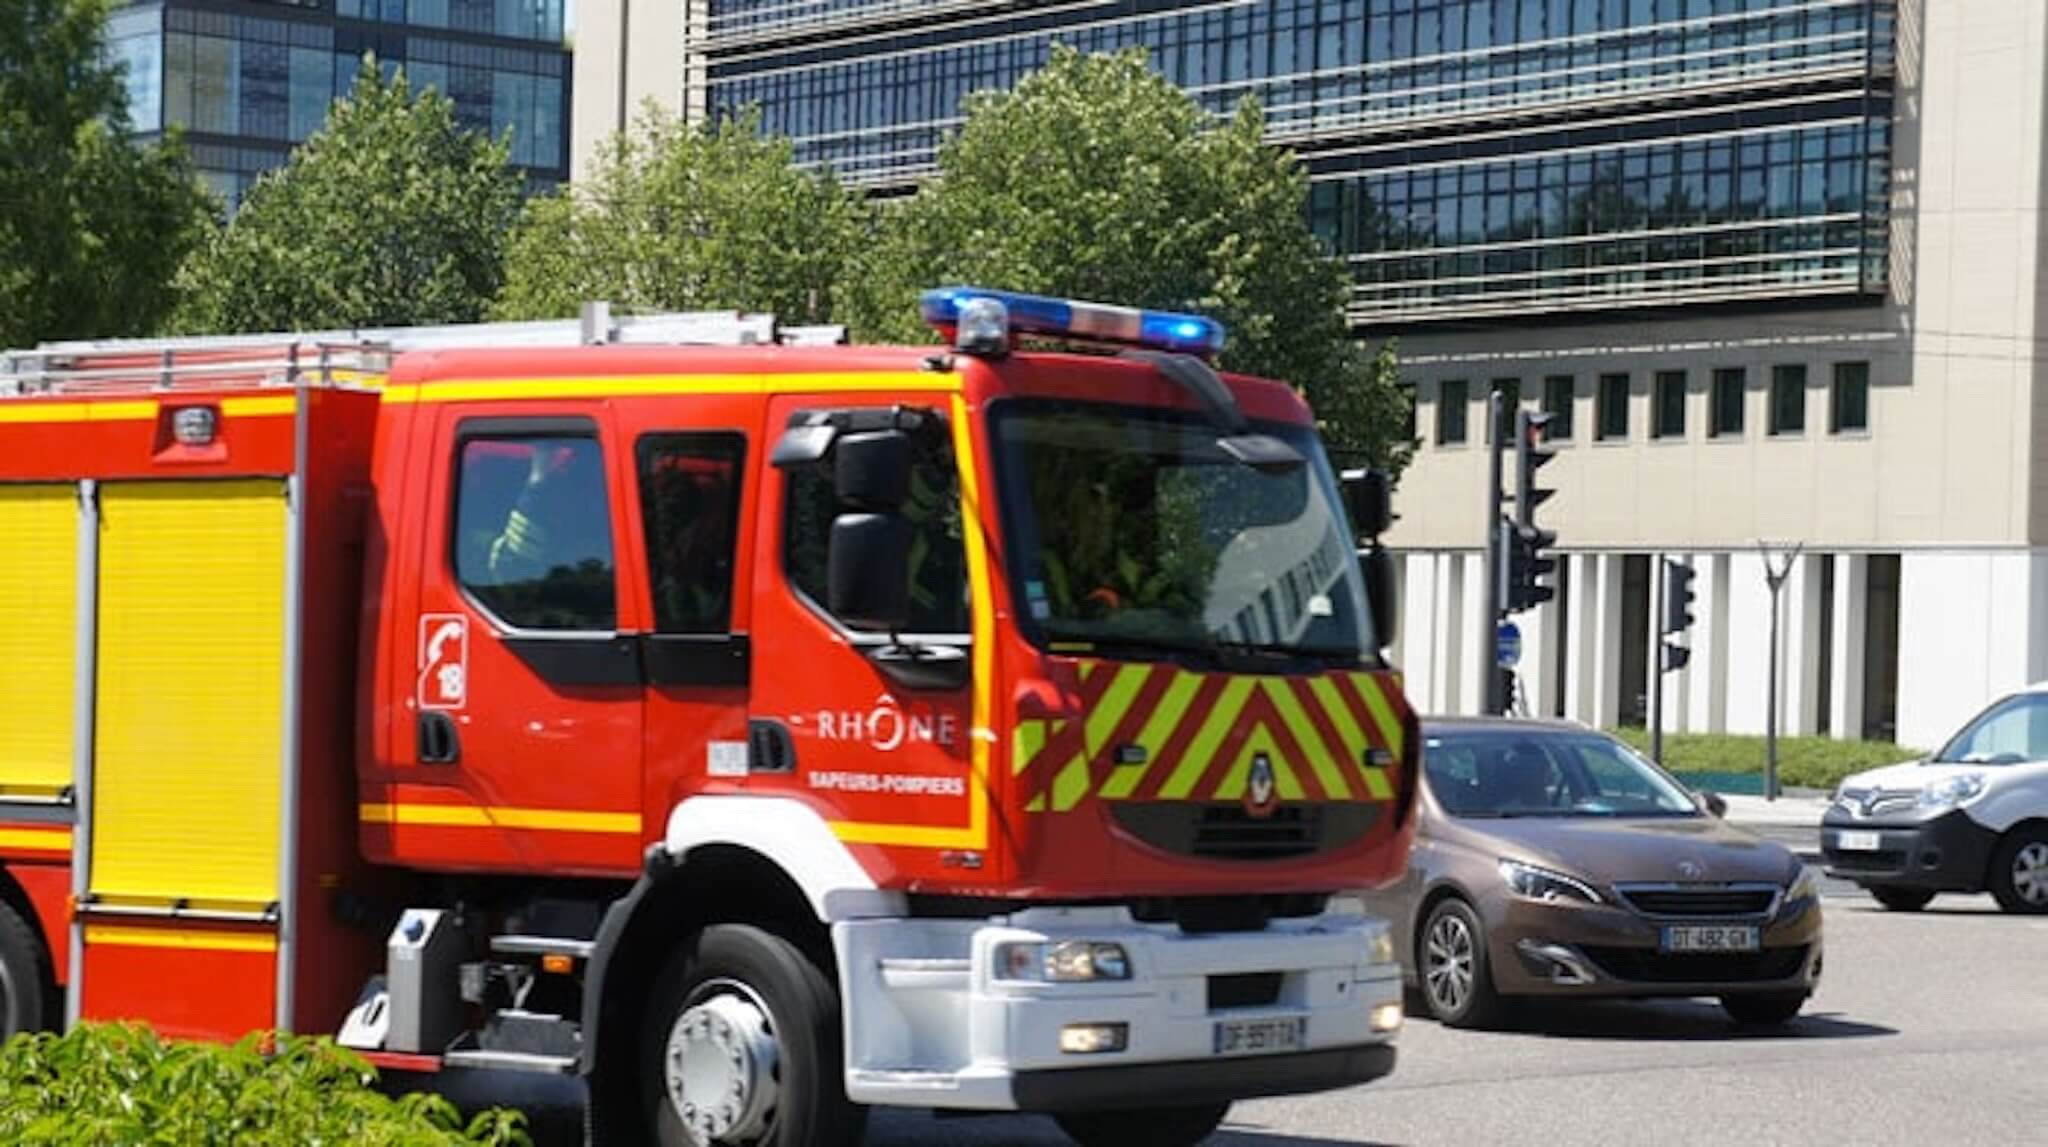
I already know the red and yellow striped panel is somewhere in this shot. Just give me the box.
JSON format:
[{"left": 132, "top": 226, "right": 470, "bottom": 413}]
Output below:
[{"left": 1014, "top": 661, "right": 1407, "bottom": 812}]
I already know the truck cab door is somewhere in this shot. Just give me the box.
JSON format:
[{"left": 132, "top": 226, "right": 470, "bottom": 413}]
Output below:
[{"left": 381, "top": 408, "right": 646, "bottom": 876}]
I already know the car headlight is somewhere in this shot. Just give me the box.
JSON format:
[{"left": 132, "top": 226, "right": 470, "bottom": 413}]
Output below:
[
  {"left": 1918, "top": 773, "right": 1986, "bottom": 810},
  {"left": 994, "top": 940, "right": 1131, "bottom": 982},
  {"left": 1498, "top": 859, "right": 1603, "bottom": 905},
  {"left": 1787, "top": 865, "right": 1820, "bottom": 903}
]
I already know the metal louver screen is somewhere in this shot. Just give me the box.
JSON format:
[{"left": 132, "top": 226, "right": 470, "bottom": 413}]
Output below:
[{"left": 0, "top": 485, "right": 78, "bottom": 796}]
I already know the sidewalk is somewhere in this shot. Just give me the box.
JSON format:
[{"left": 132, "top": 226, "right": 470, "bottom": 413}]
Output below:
[{"left": 1720, "top": 791, "right": 1830, "bottom": 860}]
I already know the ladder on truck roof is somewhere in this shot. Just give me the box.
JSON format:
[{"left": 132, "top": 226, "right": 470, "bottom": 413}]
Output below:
[{"left": 0, "top": 301, "right": 846, "bottom": 397}]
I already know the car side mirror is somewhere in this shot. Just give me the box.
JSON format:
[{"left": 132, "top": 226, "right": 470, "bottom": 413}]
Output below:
[
  {"left": 1342, "top": 467, "right": 1393, "bottom": 539},
  {"left": 834, "top": 429, "right": 913, "bottom": 511},
  {"left": 1362, "top": 546, "right": 1398, "bottom": 651},
  {"left": 1698, "top": 790, "right": 1728, "bottom": 818},
  {"left": 828, "top": 513, "right": 912, "bottom": 632}
]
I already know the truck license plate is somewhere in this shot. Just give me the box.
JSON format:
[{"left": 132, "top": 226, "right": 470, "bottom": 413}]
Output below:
[
  {"left": 1212, "top": 1016, "right": 1306, "bottom": 1057},
  {"left": 1836, "top": 830, "right": 1881, "bottom": 851},
  {"left": 1660, "top": 925, "right": 1759, "bottom": 953}
]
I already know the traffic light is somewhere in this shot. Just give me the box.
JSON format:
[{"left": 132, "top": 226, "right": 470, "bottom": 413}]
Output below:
[
  {"left": 1504, "top": 409, "right": 1557, "bottom": 612},
  {"left": 1661, "top": 642, "right": 1692, "bottom": 672},
  {"left": 1662, "top": 559, "right": 1695, "bottom": 635}
]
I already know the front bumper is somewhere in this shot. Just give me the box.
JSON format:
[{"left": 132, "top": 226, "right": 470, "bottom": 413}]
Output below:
[
  {"left": 1819, "top": 807, "right": 1997, "bottom": 891},
  {"left": 834, "top": 905, "right": 1401, "bottom": 1112},
  {"left": 1485, "top": 885, "right": 1822, "bottom": 999}
]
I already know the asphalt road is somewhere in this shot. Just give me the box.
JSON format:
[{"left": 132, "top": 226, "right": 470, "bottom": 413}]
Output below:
[{"left": 473, "top": 875, "right": 2048, "bottom": 1145}]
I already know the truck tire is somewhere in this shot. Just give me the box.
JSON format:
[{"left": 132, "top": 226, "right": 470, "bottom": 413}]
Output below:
[
  {"left": 1988, "top": 825, "right": 2048, "bottom": 915},
  {"left": 639, "top": 924, "right": 865, "bottom": 1147},
  {"left": 0, "top": 899, "right": 51, "bottom": 1040},
  {"left": 1054, "top": 1101, "right": 1232, "bottom": 1146}
]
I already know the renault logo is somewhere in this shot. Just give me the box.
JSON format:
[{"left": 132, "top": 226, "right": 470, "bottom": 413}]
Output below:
[{"left": 1245, "top": 754, "right": 1279, "bottom": 820}]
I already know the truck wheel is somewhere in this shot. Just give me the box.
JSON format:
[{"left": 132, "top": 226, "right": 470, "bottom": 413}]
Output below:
[
  {"left": 1054, "top": 1102, "right": 1231, "bottom": 1146},
  {"left": 1988, "top": 826, "right": 2048, "bottom": 914},
  {"left": 0, "top": 900, "right": 51, "bottom": 1039},
  {"left": 1417, "top": 898, "right": 1505, "bottom": 1029},
  {"left": 639, "top": 924, "right": 864, "bottom": 1147},
  {"left": 1868, "top": 885, "right": 1935, "bottom": 912}
]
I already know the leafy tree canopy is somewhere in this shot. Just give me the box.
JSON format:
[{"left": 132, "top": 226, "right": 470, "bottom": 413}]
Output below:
[
  {"left": 173, "top": 58, "right": 521, "bottom": 333},
  {"left": 0, "top": 0, "right": 213, "bottom": 347},
  {"left": 495, "top": 104, "right": 867, "bottom": 323},
  {"left": 847, "top": 45, "right": 1413, "bottom": 473}
]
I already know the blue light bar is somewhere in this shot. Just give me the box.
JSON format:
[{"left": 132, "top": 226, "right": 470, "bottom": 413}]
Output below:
[{"left": 919, "top": 286, "right": 1227, "bottom": 357}]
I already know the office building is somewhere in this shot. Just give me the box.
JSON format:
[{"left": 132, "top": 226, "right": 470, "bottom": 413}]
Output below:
[
  {"left": 575, "top": 1, "right": 2048, "bottom": 752},
  {"left": 106, "top": 0, "right": 571, "bottom": 205}
]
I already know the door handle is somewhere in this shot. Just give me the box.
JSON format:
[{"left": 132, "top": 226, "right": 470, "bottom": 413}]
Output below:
[{"left": 418, "top": 712, "right": 461, "bottom": 764}]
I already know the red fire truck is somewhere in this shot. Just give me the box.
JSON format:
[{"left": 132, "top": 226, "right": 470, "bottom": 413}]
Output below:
[{"left": 0, "top": 288, "right": 1416, "bottom": 1146}]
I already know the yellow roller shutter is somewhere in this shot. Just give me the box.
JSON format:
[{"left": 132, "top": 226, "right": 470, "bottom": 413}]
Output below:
[
  {"left": 0, "top": 485, "right": 78, "bottom": 797},
  {"left": 92, "top": 480, "right": 287, "bottom": 908}
]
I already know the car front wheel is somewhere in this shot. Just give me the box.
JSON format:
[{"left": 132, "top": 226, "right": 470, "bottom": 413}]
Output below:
[{"left": 1417, "top": 898, "right": 1505, "bottom": 1028}]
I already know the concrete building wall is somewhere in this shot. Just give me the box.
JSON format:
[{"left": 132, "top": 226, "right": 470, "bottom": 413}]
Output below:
[{"left": 569, "top": 0, "right": 687, "bottom": 181}]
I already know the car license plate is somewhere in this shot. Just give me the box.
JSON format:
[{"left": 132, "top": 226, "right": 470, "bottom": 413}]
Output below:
[
  {"left": 1212, "top": 1016, "right": 1306, "bottom": 1057},
  {"left": 1661, "top": 925, "right": 1759, "bottom": 953},
  {"left": 1836, "top": 830, "right": 1882, "bottom": 851}
]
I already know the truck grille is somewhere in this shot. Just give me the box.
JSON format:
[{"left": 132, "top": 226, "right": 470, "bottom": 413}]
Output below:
[
  {"left": 1581, "top": 946, "right": 1808, "bottom": 984},
  {"left": 1616, "top": 886, "right": 1778, "bottom": 918},
  {"left": 1110, "top": 802, "right": 1378, "bottom": 862},
  {"left": 1207, "top": 972, "right": 1284, "bottom": 1010}
]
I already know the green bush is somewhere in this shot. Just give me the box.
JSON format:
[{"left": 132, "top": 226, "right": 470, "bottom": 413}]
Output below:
[
  {"left": 1609, "top": 727, "right": 1922, "bottom": 792},
  {"left": 0, "top": 1023, "right": 530, "bottom": 1146}
]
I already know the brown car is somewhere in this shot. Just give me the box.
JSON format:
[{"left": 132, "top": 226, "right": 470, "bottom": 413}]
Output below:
[{"left": 1359, "top": 718, "right": 1823, "bottom": 1028}]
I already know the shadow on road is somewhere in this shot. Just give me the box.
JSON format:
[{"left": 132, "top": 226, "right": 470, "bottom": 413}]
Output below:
[
  {"left": 1489, "top": 997, "right": 1896, "bottom": 1042},
  {"left": 1213, "top": 1128, "right": 1397, "bottom": 1146}
]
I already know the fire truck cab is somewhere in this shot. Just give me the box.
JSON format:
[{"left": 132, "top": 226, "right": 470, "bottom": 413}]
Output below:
[{"left": 0, "top": 289, "right": 1417, "bottom": 1147}]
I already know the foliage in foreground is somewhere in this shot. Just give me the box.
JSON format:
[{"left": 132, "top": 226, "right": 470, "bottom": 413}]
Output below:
[
  {"left": 1611, "top": 726, "right": 1922, "bottom": 791},
  {"left": 846, "top": 45, "right": 1416, "bottom": 474},
  {"left": 0, "top": 1023, "right": 529, "bottom": 1146}
]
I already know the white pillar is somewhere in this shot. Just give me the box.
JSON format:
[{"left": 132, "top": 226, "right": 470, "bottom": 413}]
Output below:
[
  {"left": 1589, "top": 554, "right": 1625, "bottom": 729},
  {"left": 1432, "top": 554, "right": 1462, "bottom": 715},
  {"left": 1830, "top": 554, "right": 1868, "bottom": 741},
  {"left": 1458, "top": 551, "right": 1489, "bottom": 715},
  {"left": 1564, "top": 552, "right": 1599, "bottom": 723},
  {"left": 1400, "top": 553, "right": 1438, "bottom": 710},
  {"left": 1687, "top": 552, "right": 1731, "bottom": 733},
  {"left": 1521, "top": 589, "right": 1559, "bottom": 718},
  {"left": 1654, "top": 553, "right": 1692, "bottom": 736},
  {"left": 1784, "top": 554, "right": 1826, "bottom": 736}
]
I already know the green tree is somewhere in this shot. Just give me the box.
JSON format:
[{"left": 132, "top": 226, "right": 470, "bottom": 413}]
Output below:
[
  {"left": 495, "top": 105, "right": 867, "bottom": 322},
  {"left": 0, "top": 0, "right": 214, "bottom": 347},
  {"left": 847, "top": 45, "right": 1414, "bottom": 474},
  {"left": 173, "top": 58, "right": 520, "bottom": 333}
]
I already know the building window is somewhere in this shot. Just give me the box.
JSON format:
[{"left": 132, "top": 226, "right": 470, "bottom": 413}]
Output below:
[
  {"left": 637, "top": 433, "right": 746, "bottom": 634},
  {"left": 1596, "top": 373, "right": 1629, "bottom": 441},
  {"left": 1437, "top": 380, "right": 1468, "bottom": 446},
  {"left": 1653, "top": 371, "right": 1686, "bottom": 439},
  {"left": 1541, "top": 375, "right": 1574, "bottom": 441},
  {"left": 1770, "top": 364, "right": 1807, "bottom": 436},
  {"left": 1400, "top": 382, "right": 1418, "bottom": 443},
  {"left": 1711, "top": 368, "right": 1745, "bottom": 437},
  {"left": 1831, "top": 361, "right": 1870, "bottom": 433},
  {"left": 454, "top": 430, "right": 615, "bottom": 631}
]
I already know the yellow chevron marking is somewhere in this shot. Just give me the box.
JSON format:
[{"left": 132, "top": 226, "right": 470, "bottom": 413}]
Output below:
[
  {"left": 1352, "top": 672, "right": 1405, "bottom": 758},
  {"left": 1262, "top": 679, "right": 1352, "bottom": 799},
  {"left": 1159, "top": 676, "right": 1256, "bottom": 799},
  {"left": 1099, "top": 669, "right": 1203, "bottom": 800},
  {"left": 1013, "top": 719, "right": 1047, "bottom": 776},
  {"left": 1051, "top": 664, "right": 1152, "bottom": 812}
]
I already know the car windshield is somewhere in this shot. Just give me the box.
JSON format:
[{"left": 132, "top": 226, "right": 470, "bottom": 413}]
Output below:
[
  {"left": 1423, "top": 728, "right": 1699, "bottom": 818},
  {"left": 990, "top": 398, "right": 1373, "bottom": 660},
  {"left": 1932, "top": 692, "right": 2048, "bottom": 764}
]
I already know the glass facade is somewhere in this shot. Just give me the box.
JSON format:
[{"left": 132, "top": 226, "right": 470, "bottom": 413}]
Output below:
[
  {"left": 107, "top": 1, "right": 568, "bottom": 206},
  {"left": 705, "top": 0, "right": 1895, "bottom": 325}
]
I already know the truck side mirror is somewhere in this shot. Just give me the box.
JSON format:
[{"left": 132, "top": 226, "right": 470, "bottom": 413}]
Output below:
[
  {"left": 835, "top": 429, "right": 913, "bottom": 511},
  {"left": 828, "top": 513, "right": 912, "bottom": 632},
  {"left": 1363, "top": 546, "right": 1398, "bottom": 651},
  {"left": 1342, "top": 468, "right": 1393, "bottom": 539}
]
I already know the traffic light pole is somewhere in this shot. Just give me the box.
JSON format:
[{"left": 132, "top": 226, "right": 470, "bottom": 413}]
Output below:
[
  {"left": 1651, "top": 555, "right": 1665, "bottom": 766},
  {"left": 1482, "top": 389, "right": 1505, "bottom": 716}
]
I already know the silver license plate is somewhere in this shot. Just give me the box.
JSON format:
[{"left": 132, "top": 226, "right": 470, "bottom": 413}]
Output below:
[
  {"left": 1661, "top": 924, "right": 1760, "bottom": 953},
  {"left": 1212, "top": 1015, "right": 1306, "bottom": 1057},
  {"left": 1836, "top": 830, "right": 1881, "bottom": 851}
]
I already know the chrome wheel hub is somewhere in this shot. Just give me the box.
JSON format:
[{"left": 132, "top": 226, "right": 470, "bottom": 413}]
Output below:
[
  {"left": 1424, "top": 914, "right": 1475, "bottom": 1014},
  {"left": 2013, "top": 842, "right": 2048, "bottom": 905},
  {"left": 664, "top": 981, "right": 780, "bottom": 1145}
]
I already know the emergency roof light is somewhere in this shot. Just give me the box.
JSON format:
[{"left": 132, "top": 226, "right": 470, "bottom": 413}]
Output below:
[{"left": 918, "top": 286, "right": 1227, "bottom": 359}]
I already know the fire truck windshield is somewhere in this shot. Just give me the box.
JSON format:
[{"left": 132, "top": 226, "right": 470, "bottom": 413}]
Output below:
[{"left": 991, "top": 399, "right": 1375, "bottom": 662}]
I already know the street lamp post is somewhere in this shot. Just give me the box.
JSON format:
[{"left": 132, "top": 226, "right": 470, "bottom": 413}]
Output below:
[{"left": 1759, "top": 541, "right": 1803, "bottom": 801}]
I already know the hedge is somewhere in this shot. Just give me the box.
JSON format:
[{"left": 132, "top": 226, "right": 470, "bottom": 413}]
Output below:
[{"left": 1609, "top": 726, "right": 1922, "bottom": 792}]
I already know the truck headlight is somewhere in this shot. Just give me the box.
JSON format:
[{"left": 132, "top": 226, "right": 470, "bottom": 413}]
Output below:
[
  {"left": 1366, "top": 927, "right": 1395, "bottom": 967},
  {"left": 995, "top": 940, "right": 1131, "bottom": 983},
  {"left": 1918, "top": 773, "right": 1985, "bottom": 810},
  {"left": 1499, "top": 859, "right": 1603, "bottom": 905}
]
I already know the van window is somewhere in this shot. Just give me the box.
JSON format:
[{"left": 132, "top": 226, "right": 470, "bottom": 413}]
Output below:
[{"left": 454, "top": 433, "right": 616, "bottom": 631}]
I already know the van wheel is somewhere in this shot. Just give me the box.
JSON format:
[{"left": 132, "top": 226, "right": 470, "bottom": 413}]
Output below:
[
  {"left": 1868, "top": 885, "right": 1935, "bottom": 912},
  {"left": 1988, "top": 826, "right": 2048, "bottom": 914},
  {"left": 640, "top": 924, "right": 865, "bottom": 1147},
  {"left": 0, "top": 900, "right": 51, "bottom": 1039},
  {"left": 1054, "top": 1102, "right": 1232, "bottom": 1146},
  {"left": 1417, "top": 898, "right": 1505, "bottom": 1028}
]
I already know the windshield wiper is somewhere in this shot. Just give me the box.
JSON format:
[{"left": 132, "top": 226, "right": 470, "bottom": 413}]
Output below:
[{"left": 1205, "top": 638, "right": 1363, "bottom": 664}]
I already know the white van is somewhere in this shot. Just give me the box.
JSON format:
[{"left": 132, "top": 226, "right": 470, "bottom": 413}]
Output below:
[{"left": 1821, "top": 684, "right": 2048, "bottom": 914}]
